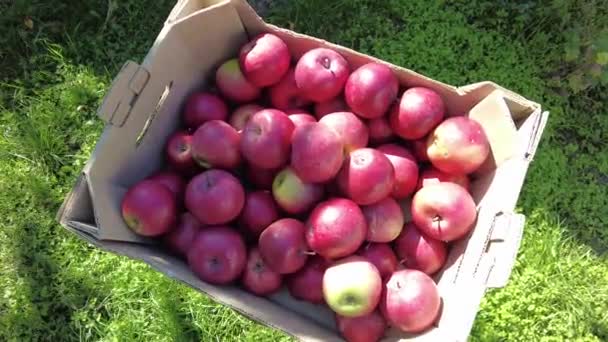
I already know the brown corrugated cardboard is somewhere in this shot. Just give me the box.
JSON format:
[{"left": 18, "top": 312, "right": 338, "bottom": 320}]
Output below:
[{"left": 57, "top": 0, "right": 549, "bottom": 340}]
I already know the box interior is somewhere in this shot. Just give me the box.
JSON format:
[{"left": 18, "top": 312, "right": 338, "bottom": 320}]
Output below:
[{"left": 57, "top": 0, "right": 548, "bottom": 341}]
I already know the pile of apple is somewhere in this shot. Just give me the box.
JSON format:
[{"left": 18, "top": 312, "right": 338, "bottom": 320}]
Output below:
[{"left": 121, "top": 33, "right": 490, "bottom": 342}]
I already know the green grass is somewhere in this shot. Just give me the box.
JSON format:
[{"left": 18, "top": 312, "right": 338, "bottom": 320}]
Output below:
[{"left": 1, "top": 0, "right": 607, "bottom": 341}]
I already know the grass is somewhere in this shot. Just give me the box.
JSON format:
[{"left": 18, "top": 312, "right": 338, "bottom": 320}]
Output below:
[{"left": 1, "top": 0, "right": 607, "bottom": 341}]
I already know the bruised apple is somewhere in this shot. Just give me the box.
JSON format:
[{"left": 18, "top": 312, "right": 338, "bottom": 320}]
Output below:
[
  {"left": 337, "top": 148, "right": 395, "bottom": 205},
  {"left": 121, "top": 180, "right": 176, "bottom": 237},
  {"left": 295, "top": 48, "right": 350, "bottom": 102},
  {"left": 319, "top": 111, "right": 369, "bottom": 153},
  {"left": 377, "top": 144, "right": 419, "bottom": 199},
  {"left": 286, "top": 255, "right": 328, "bottom": 304},
  {"left": 259, "top": 218, "right": 309, "bottom": 274},
  {"left": 241, "top": 247, "right": 283, "bottom": 296},
  {"left": 183, "top": 92, "right": 228, "bottom": 129},
  {"left": 411, "top": 182, "right": 476, "bottom": 241},
  {"left": 426, "top": 116, "right": 490, "bottom": 175},
  {"left": 241, "top": 109, "right": 295, "bottom": 170},
  {"left": 291, "top": 122, "right": 344, "bottom": 183},
  {"left": 192, "top": 120, "right": 241, "bottom": 169},
  {"left": 306, "top": 198, "right": 367, "bottom": 259},
  {"left": 216, "top": 58, "right": 261, "bottom": 102},
  {"left": 185, "top": 169, "right": 245, "bottom": 225},
  {"left": 239, "top": 33, "right": 290, "bottom": 87},
  {"left": 187, "top": 226, "right": 247, "bottom": 285},
  {"left": 394, "top": 222, "right": 447, "bottom": 275},
  {"left": 345, "top": 62, "right": 398, "bottom": 119},
  {"left": 390, "top": 87, "right": 445, "bottom": 140}
]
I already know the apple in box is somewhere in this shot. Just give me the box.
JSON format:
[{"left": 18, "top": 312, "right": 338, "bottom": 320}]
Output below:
[
  {"left": 319, "top": 111, "right": 369, "bottom": 153},
  {"left": 377, "top": 144, "right": 419, "bottom": 199},
  {"left": 345, "top": 62, "right": 398, "bottom": 119},
  {"left": 241, "top": 247, "right": 283, "bottom": 296},
  {"left": 241, "top": 109, "right": 295, "bottom": 170},
  {"left": 358, "top": 243, "right": 398, "bottom": 280},
  {"left": 291, "top": 122, "right": 344, "bottom": 183},
  {"left": 259, "top": 218, "right": 309, "bottom": 274},
  {"left": 229, "top": 104, "right": 263, "bottom": 132},
  {"left": 121, "top": 180, "right": 176, "bottom": 237},
  {"left": 361, "top": 197, "right": 404, "bottom": 243},
  {"left": 390, "top": 87, "right": 445, "bottom": 140},
  {"left": 272, "top": 167, "right": 324, "bottom": 214},
  {"left": 185, "top": 169, "right": 245, "bottom": 225},
  {"left": 314, "top": 96, "right": 349, "bottom": 119},
  {"left": 163, "top": 212, "right": 203, "bottom": 257},
  {"left": 191, "top": 120, "right": 241, "bottom": 169},
  {"left": 286, "top": 255, "right": 328, "bottom": 304},
  {"left": 418, "top": 166, "right": 470, "bottom": 191},
  {"left": 239, "top": 190, "right": 280, "bottom": 239},
  {"left": 239, "top": 33, "right": 290, "bottom": 87},
  {"left": 165, "top": 131, "right": 197, "bottom": 174},
  {"left": 394, "top": 222, "right": 447, "bottom": 275},
  {"left": 216, "top": 58, "right": 261, "bottom": 102},
  {"left": 269, "top": 68, "right": 311, "bottom": 110},
  {"left": 336, "top": 310, "right": 387, "bottom": 342},
  {"left": 337, "top": 148, "right": 395, "bottom": 205},
  {"left": 183, "top": 92, "right": 228, "bottom": 129},
  {"left": 295, "top": 48, "right": 350, "bottom": 102}
]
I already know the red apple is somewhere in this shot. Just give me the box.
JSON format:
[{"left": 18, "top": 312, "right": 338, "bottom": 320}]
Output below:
[
  {"left": 247, "top": 165, "right": 278, "bottom": 190},
  {"left": 272, "top": 167, "right": 324, "bottom": 214},
  {"left": 319, "top": 111, "right": 369, "bottom": 153},
  {"left": 241, "top": 109, "right": 295, "bottom": 170},
  {"left": 426, "top": 116, "right": 490, "bottom": 175},
  {"left": 269, "top": 68, "right": 311, "bottom": 110},
  {"left": 306, "top": 198, "right": 367, "bottom": 259},
  {"left": 314, "top": 96, "right": 349, "bottom": 119},
  {"left": 376, "top": 144, "right": 419, "bottom": 199},
  {"left": 163, "top": 212, "right": 203, "bottom": 257},
  {"left": 291, "top": 122, "right": 344, "bottom": 183},
  {"left": 229, "top": 104, "right": 264, "bottom": 132},
  {"left": 336, "top": 310, "right": 386, "bottom": 342},
  {"left": 411, "top": 182, "right": 476, "bottom": 241},
  {"left": 417, "top": 167, "right": 470, "bottom": 191},
  {"left": 358, "top": 243, "right": 398, "bottom": 279},
  {"left": 191, "top": 120, "right": 241, "bottom": 169},
  {"left": 361, "top": 197, "right": 404, "bottom": 243},
  {"left": 148, "top": 170, "right": 186, "bottom": 201},
  {"left": 165, "top": 131, "right": 197, "bottom": 173},
  {"left": 187, "top": 226, "right": 247, "bottom": 285},
  {"left": 294, "top": 48, "right": 350, "bottom": 102},
  {"left": 337, "top": 148, "right": 395, "bottom": 205},
  {"left": 259, "top": 218, "right": 309, "bottom": 274},
  {"left": 287, "top": 113, "right": 317, "bottom": 128},
  {"left": 185, "top": 169, "right": 245, "bottom": 225},
  {"left": 323, "top": 256, "right": 382, "bottom": 317},
  {"left": 239, "top": 191, "right": 280, "bottom": 238},
  {"left": 345, "top": 62, "right": 398, "bottom": 119},
  {"left": 121, "top": 180, "right": 176, "bottom": 237},
  {"left": 368, "top": 117, "right": 394, "bottom": 145},
  {"left": 381, "top": 269, "right": 441, "bottom": 333},
  {"left": 286, "top": 255, "right": 328, "bottom": 304},
  {"left": 183, "top": 92, "right": 228, "bottom": 129},
  {"left": 394, "top": 222, "right": 447, "bottom": 275},
  {"left": 241, "top": 247, "right": 283, "bottom": 296},
  {"left": 390, "top": 87, "right": 445, "bottom": 140},
  {"left": 410, "top": 137, "right": 430, "bottom": 162},
  {"left": 239, "top": 33, "right": 290, "bottom": 87},
  {"left": 216, "top": 58, "right": 261, "bottom": 102}
]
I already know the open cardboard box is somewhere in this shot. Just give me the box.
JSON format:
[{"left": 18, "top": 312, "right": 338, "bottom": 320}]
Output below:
[{"left": 57, "top": 0, "right": 549, "bottom": 340}]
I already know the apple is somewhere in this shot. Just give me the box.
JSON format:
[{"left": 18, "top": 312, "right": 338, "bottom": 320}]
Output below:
[
  {"left": 426, "top": 116, "right": 490, "bottom": 175},
  {"left": 368, "top": 117, "right": 394, "bottom": 145},
  {"left": 241, "top": 109, "right": 295, "bottom": 170},
  {"left": 165, "top": 131, "right": 197, "bottom": 174},
  {"left": 410, "top": 137, "right": 430, "bottom": 162},
  {"left": 216, "top": 58, "right": 261, "bottom": 102},
  {"left": 291, "top": 122, "right": 344, "bottom": 183},
  {"left": 306, "top": 198, "right": 367, "bottom": 259},
  {"left": 287, "top": 112, "right": 317, "bottom": 128},
  {"left": 319, "top": 111, "right": 369, "bottom": 153},
  {"left": 337, "top": 148, "right": 395, "bottom": 205},
  {"left": 121, "top": 180, "right": 176, "bottom": 237},
  {"left": 183, "top": 92, "right": 228, "bottom": 129},
  {"left": 241, "top": 247, "right": 283, "bottom": 296},
  {"left": 269, "top": 68, "right": 311, "bottom": 110},
  {"left": 191, "top": 120, "right": 241, "bottom": 169},
  {"left": 389, "top": 87, "right": 445, "bottom": 140},
  {"left": 358, "top": 243, "right": 398, "bottom": 279},
  {"left": 345, "top": 62, "right": 398, "bottom": 119},
  {"left": 148, "top": 170, "right": 186, "bottom": 201},
  {"left": 417, "top": 166, "right": 470, "bottom": 191},
  {"left": 294, "top": 48, "right": 350, "bottom": 102},
  {"left": 259, "top": 218, "right": 309, "bottom": 274},
  {"left": 239, "top": 33, "right": 290, "bottom": 87},
  {"left": 323, "top": 256, "right": 382, "bottom": 317},
  {"left": 377, "top": 144, "right": 419, "bottom": 199},
  {"left": 247, "top": 165, "right": 278, "bottom": 190},
  {"left": 272, "top": 167, "right": 324, "bottom": 214},
  {"left": 163, "top": 212, "right": 203, "bottom": 257},
  {"left": 394, "top": 222, "right": 447, "bottom": 275},
  {"left": 239, "top": 191, "right": 280, "bottom": 238},
  {"left": 411, "top": 182, "right": 476, "bottom": 241},
  {"left": 380, "top": 269, "right": 441, "bottom": 333},
  {"left": 229, "top": 104, "right": 264, "bottom": 132},
  {"left": 314, "top": 96, "right": 349, "bottom": 119},
  {"left": 187, "top": 226, "right": 247, "bottom": 285},
  {"left": 336, "top": 310, "right": 386, "bottom": 342},
  {"left": 286, "top": 255, "right": 328, "bottom": 304},
  {"left": 361, "top": 197, "right": 404, "bottom": 243},
  {"left": 185, "top": 169, "right": 245, "bottom": 225}
]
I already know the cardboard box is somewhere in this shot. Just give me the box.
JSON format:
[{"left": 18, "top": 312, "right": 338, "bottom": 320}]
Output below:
[{"left": 57, "top": 0, "right": 549, "bottom": 340}]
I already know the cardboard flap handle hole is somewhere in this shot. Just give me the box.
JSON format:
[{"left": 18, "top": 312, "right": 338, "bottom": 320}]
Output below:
[{"left": 136, "top": 81, "right": 173, "bottom": 147}]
